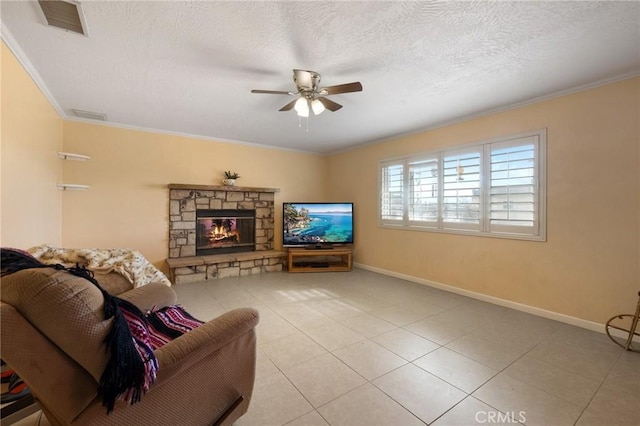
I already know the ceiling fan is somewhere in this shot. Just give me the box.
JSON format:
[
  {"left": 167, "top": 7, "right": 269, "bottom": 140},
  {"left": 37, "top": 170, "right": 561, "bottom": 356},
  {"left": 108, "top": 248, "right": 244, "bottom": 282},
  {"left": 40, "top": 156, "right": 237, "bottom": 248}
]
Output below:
[{"left": 251, "top": 69, "right": 363, "bottom": 117}]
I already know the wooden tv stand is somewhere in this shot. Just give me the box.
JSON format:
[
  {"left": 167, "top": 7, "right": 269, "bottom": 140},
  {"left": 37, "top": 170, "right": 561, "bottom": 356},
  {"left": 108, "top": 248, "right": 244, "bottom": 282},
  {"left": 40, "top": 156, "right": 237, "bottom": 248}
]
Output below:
[{"left": 287, "top": 247, "right": 352, "bottom": 273}]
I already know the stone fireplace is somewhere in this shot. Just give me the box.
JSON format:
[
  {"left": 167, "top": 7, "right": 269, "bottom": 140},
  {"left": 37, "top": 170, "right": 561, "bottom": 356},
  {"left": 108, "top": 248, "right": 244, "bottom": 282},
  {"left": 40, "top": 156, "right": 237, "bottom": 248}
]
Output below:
[
  {"left": 167, "top": 184, "right": 284, "bottom": 284},
  {"left": 168, "top": 184, "right": 278, "bottom": 258}
]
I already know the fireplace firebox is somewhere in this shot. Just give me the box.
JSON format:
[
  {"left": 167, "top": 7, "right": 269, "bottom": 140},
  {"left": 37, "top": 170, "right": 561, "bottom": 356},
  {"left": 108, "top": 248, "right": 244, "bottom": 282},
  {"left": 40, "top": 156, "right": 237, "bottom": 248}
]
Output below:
[{"left": 196, "top": 209, "right": 255, "bottom": 255}]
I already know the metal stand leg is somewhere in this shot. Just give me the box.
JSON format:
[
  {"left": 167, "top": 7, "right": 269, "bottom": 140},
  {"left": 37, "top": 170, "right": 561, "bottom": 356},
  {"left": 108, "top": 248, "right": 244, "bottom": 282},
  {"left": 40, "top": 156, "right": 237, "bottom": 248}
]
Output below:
[{"left": 605, "top": 291, "right": 640, "bottom": 352}]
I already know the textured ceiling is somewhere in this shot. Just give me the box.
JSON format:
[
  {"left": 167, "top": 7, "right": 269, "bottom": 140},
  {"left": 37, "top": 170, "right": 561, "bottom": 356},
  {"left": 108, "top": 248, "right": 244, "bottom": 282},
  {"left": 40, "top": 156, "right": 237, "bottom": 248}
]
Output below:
[{"left": 2, "top": 1, "right": 639, "bottom": 154}]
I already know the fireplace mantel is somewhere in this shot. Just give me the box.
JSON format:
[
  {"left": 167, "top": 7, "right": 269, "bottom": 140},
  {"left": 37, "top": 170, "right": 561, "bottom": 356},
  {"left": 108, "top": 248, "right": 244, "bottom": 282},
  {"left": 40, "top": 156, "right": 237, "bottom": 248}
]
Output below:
[{"left": 169, "top": 183, "right": 280, "bottom": 193}]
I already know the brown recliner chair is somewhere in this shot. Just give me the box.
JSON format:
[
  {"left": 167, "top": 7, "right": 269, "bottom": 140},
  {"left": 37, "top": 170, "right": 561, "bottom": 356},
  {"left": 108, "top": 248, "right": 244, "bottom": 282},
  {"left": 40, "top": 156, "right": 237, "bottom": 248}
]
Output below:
[{"left": 0, "top": 268, "right": 258, "bottom": 425}]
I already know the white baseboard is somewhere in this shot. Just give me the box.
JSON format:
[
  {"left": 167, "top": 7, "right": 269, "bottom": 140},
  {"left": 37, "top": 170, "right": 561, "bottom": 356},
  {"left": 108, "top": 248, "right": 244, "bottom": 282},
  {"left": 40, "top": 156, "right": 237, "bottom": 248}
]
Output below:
[{"left": 354, "top": 262, "right": 632, "bottom": 340}]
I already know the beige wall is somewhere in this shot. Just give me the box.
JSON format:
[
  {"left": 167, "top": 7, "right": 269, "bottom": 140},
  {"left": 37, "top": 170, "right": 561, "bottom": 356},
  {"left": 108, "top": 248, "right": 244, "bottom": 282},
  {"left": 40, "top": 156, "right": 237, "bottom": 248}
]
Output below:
[
  {"left": 61, "top": 121, "right": 327, "bottom": 272},
  {"left": 1, "top": 42, "right": 63, "bottom": 248},
  {"left": 328, "top": 78, "right": 640, "bottom": 324},
  {"left": 4, "top": 35, "right": 638, "bottom": 325}
]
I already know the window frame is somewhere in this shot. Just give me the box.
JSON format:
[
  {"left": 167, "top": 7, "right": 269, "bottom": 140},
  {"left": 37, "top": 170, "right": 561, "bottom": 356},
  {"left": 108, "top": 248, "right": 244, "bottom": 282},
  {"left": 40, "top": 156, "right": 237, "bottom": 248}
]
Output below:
[
  {"left": 379, "top": 158, "right": 405, "bottom": 226},
  {"left": 378, "top": 129, "right": 546, "bottom": 241}
]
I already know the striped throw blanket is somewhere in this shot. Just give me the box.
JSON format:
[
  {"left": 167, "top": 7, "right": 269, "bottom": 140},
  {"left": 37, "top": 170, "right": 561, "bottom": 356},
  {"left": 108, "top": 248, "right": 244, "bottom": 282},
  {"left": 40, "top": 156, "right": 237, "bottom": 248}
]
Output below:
[
  {"left": 118, "top": 304, "right": 204, "bottom": 406},
  {"left": 146, "top": 305, "right": 204, "bottom": 349}
]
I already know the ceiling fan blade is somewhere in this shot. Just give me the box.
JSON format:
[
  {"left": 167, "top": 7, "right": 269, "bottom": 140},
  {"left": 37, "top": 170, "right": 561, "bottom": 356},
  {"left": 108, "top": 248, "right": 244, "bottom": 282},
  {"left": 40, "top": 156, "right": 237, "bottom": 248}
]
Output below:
[
  {"left": 279, "top": 99, "right": 298, "bottom": 111},
  {"left": 251, "top": 89, "right": 295, "bottom": 95},
  {"left": 317, "top": 97, "right": 342, "bottom": 112},
  {"left": 321, "top": 82, "right": 363, "bottom": 95}
]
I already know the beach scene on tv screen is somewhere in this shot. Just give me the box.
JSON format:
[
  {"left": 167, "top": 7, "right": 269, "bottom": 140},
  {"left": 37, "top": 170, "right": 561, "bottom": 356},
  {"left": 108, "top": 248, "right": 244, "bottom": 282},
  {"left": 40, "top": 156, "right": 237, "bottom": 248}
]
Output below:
[{"left": 284, "top": 203, "right": 353, "bottom": 245}]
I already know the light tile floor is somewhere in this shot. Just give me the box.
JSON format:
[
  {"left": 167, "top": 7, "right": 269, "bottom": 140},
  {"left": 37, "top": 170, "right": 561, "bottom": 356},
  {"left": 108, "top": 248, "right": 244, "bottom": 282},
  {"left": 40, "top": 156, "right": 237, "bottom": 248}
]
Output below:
[{"left": 12, "top": 269, "right": 640, "bottom": 426}]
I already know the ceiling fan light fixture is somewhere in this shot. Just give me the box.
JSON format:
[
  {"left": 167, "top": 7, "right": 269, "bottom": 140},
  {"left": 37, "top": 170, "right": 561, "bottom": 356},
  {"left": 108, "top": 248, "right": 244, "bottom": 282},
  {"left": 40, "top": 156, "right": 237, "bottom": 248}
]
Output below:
[
  {"left": 294, "top": 97, "right": 309, "bottom": 117},
  {"left": 311, "top": 99, "right": 325, "bottom": 115},
  {"left": 251, "top": 69, "right": 362, "bottom": 117}
]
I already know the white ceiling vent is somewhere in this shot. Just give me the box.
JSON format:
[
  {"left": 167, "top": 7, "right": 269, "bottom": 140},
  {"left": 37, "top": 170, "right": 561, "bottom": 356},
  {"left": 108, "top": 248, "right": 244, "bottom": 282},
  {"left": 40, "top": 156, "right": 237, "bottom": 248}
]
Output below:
[
  {"left": 71, "top": 109, "right": 107, "bottom": 121},
  {"left": 38, "top": 0, "right": 88, "bottom": 36}
]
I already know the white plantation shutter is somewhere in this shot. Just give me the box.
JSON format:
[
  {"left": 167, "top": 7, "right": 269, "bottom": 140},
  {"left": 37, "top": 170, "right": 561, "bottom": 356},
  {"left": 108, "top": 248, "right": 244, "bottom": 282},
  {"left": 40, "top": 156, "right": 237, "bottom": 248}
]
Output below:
[
  {"left": 380, "top": 160, "right": 404, "bottom": 224},
  {"left": 408, "top": 156, "right": 438, "bottom": 226},
  {"left": 378, "top": 129, "right": 546, "bottom": 241},
  {"left": 487, "top": 136, "right": 540, "bottom": 236},
  {"left": 442, "top": 148, "right": 481, "bottom": 231}
]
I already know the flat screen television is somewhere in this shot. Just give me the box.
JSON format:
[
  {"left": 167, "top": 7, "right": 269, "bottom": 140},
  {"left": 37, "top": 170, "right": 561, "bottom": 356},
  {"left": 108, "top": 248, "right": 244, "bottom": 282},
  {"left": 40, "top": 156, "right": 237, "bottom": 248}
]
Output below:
[{"left": 283, "top": 202, "right": 354, "bottom": 248}]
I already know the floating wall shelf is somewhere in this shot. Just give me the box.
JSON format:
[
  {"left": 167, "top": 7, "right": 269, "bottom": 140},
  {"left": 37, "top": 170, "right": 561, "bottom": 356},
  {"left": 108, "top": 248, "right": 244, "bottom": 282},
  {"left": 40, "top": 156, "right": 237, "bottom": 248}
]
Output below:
[
  {"left": 58, "top": 152, "right": 90, "bottom": 190},
  {"left": 57, "top": 151, "right": 90, "bottom": 161},
  {"left": 57, "top": 184, "right": 90, "bottom": 191}
]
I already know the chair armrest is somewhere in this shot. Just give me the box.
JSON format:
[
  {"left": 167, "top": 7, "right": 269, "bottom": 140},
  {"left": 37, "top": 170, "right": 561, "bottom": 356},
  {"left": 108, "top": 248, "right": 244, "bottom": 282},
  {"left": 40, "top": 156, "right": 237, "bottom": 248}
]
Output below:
[
  {"left": 71, "top": 307, "right": 259, "bottom": 425},
  {"left": 154, "top": 307, "right": 259, "bottom": 376},
  {"left": 118, "top": 282, "right": 177, "bottom": 312}
]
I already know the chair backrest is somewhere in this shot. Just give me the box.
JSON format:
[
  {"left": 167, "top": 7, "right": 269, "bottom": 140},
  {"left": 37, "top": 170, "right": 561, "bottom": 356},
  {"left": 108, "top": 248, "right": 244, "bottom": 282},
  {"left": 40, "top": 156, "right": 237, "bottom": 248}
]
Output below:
[
  {"left": 1, "top": 268, "right": 113, "bottom": 382},
  {"left": 1, "top": 301, "right": 99, "bottom": 424}
]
